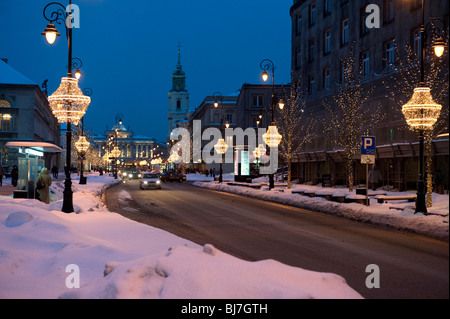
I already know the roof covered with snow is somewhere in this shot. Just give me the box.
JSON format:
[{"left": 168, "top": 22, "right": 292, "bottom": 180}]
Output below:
[{"left": 0, "top": 59, "right": 37, "bottom": 86}]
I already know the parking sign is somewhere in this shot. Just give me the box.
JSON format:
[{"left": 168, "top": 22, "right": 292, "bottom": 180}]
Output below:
[{"left": 361, "top": 136, "right": 376, "bottom": 164}]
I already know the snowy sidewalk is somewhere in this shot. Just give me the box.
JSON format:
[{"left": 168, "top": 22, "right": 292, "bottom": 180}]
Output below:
[
  {"left": 193, "top": 179, "right": 449, "bottom": 242},
  {"left": 0, "top": 173, "right": 364, "bottom": 299}
]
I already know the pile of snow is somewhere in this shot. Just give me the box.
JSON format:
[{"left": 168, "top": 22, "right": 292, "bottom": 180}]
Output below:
[
  {"left": 0, "top": 173, "right": 363, "bottom": 299},
  {"left": 193, "top": 181, "right": 449, "bottom": 241}
]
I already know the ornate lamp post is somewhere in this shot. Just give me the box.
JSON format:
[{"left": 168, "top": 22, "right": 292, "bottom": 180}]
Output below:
[
  {"left": 260, "top": 59, "right": 283, "bottom": 189},
  {"left": 213, "top": 92, "right": 227, "bottom": 183},
  {"left": 402, "top": 0, "right": 446, "bottom": 215},
  {"left": 113, "top": 113, "right": 123, "bottom": 179},
  {"left": 74, "top": 132, "right": 89, "bottom": 185},
  {"left": 43, "top": 0, "right": 91, "bottom": 213}
]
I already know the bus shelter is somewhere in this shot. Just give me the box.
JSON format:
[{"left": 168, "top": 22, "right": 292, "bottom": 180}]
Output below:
[{"left": 5, "top": 141, "right": 62, "bottom": 199}]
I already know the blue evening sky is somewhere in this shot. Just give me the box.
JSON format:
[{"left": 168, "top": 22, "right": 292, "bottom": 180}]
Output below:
[{"left": 0, "top": 0, "right": 293, "bottom": 142}]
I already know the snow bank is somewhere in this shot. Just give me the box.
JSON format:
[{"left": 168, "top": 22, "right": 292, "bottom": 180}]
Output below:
[
  {"left": 193, "top": 181, "right": 449, "bottom": 241},
  {"left": 0, "top": 173, "right": 363, "bottom": 299}
]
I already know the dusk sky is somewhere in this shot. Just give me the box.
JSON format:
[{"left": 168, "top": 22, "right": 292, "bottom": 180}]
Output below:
[{"left": 0, "top": 0, "right": 293, "bottom": 143}]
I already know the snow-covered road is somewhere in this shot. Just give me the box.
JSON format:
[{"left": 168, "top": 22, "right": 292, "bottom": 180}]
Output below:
[{"left": 104, "top": 180, "right": 449, "bottom": 299}]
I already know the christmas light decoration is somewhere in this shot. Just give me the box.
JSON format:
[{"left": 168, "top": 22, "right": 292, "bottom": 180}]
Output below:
[
  {"left": 402, "top": 87, "right": 442, "bottom": 131},
  {"left": 48, "top": 77, "right": 91, "bottom": 125},
  {"left": 214, "top": 138, "right": 228, "bottom": 155},
  {"left": 74, "top": 135, "right": 90, "bottom": 153},
  {"left": 111, "top": 146, "right": 121, "bottom": 158},
  {"left": 253, "top": 144, "right": 267, "bottom": 159},
  {"left": 263, "top": 125, "right": 282, "bottom": 148}
]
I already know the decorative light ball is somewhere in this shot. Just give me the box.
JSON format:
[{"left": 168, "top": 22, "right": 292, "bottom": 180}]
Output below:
[
  {"left": 74, "top": 135, "right": 90, "bottom": 153},
  {"left": 253, "top": 144, "right": 267, "bottom": 158},
  {"left": 168, "top": 152, "right": 181, "bottom": 163},
  {"left": 48, "top": 77, "right": 91, "bottom": 125},
  {"left": 214, "top": 138, "right": 228, "bottom": 155},
  {"left": 263, "top": 125, "right": 282, "bottom": 147},
  {"left": 111, "top": 146, "right": 121, "bottom": 158},
  {"left": 402, "top": 87, "right": 442, "bottom": 131}
]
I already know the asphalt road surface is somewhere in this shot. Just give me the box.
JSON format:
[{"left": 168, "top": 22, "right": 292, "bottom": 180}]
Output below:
[{"left": 104, "top": 180, "right": 449, "bottom": 299}]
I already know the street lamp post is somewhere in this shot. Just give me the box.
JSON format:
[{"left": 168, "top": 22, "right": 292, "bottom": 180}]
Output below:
[
  {"left": 113, "top": 114, "right": 123, "bottom": 179},
  {"left": 402, "top": 0, "right": 446, "bottom": 215},
  {"left": 43, "top": 0, "right": 91, "bottom": 213},
  {"left": 75, "top": 118, "right": 90, "bottom": 185},
  {"left": 213, "top": 92, "right": 227, "bottom": 183},
  {"left": 260, "top": 59, "right": 283, "bottom": 190}
]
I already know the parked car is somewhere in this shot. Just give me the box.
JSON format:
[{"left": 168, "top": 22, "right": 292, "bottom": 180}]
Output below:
[
  {"left": 159, "top": 171, "right": 186, "bottom": 183},
  {"left": 140, "top": 173, "right": 161, "bottom": 190},
  {"left": 122, "top": 169, "right": 142, "bottom": 180}
]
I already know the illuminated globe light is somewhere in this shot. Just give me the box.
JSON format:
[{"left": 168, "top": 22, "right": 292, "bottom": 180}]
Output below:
[
  {"left": 402, "top": 87, "right": 442, "bottom": 131},
  {"left": 102, "top": 152, "right": 111, "bottom": 163},
  {"left": 433, "top": 37, "right": 446, "bottom": 58},
  {"left": 111, "top": 146, "right": 121, "bottom": 158},
  {"left": 214, "top": 139, "right": 228, "bottom": 155},
  {"left": 42, "top": 23, "right": 60, "bottom": 44},
  {"left": 263, "top": 125, "right": 282, "bottom": 147},
  {"left": 168, "top": 152, "right": 181, "bottom": 163},
  {"left": 74, "top": 135, "right": 90, "bottom": 153},
  {"left": 48, "top": 77, "right": 91, "bottom": 125},
  {"left": 253, "top": 144, "right": 267, "bottom": 158}
]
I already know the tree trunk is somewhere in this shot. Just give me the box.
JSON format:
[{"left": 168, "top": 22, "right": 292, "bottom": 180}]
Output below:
[
  {"left": 347, "top": 157, "right": 354, "bottom": 192},
  {"left": 287, "top": 157, "right": 292, "bottom": 189}
]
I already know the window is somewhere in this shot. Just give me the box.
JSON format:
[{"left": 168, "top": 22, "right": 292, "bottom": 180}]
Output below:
[
  {"left": 296, "top": 13, "right": 302, "bottom": 35},
  {"left": 309, "top": 75, "right": 316, "bottom": 94},
  {"left": 324, "top": 29, "right": 331, "bottom": 54},
  {"left": 412, "top": 27, "right": 422, "bottom": 59},
  {"left": 0, "top": 100, "right": 11, "bottom": 108},
  {"left": 324, "top": 0, "right": 332, "bottom": 16},
  {"left": 252, "top": 95, "right": 264, "bottom": 107},
  {"left": 176, "top": 100, "right": 181, "bottom": 110},
  {"left": 309, "top": 2, "right": 316, "bottom": 26},
  {"left": 226, "top": 113, "right": 233, "bottom": 123},
  {"left": 341, "top": 18, "right": 349, "bottom": 45},
  {"left": 296, "top": 47, "right": 302, "bottom": 69},
  {"left": 384, "top": 39, "right": 395, "bottom": 70},
  {"left": 0, "top": 113, "right": 13, "bottom": 131},
  {"left": 323, "top": 68, "right": 331, "bottom": 89},
  {"left": 360, "top": 6, "right": 370, "bottom": 36},
  {"left": 383, "top": 0, "right": 395, "bottom": 23},
  {"left": 309, "top": 38, "right": 315, "bottom": 62},
  {"left": 361, "top": 51, "right": 370, "bottom": 77}
]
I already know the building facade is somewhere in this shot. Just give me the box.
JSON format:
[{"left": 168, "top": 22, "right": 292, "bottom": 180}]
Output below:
[
  {"left": 290, "top": 0, "right": 449, "bottom": 191},
  {"left": 92, "top": 122, "right": 167, "bottom": 169},
  {"left": 0, "top": 59, "right": 61, "bottom": 174}
]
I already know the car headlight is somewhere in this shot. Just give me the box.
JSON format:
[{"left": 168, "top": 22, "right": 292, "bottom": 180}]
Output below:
[
  {"left": 129, "top": 174, "right": 133, "bottom": 178},
  {"left": 156, "top": 180, "right": 161, "bottom": 184},
  {"left": 123, "top": 173, "right": 127, "bottom": 176},
  {"left": 138, "top": 174, "right": 142, "bottom": 177},
  {"left": 143, "top": 181, "right": 148, "bottom": 184}
]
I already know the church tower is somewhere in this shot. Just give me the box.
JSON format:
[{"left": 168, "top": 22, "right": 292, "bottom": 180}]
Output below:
[{"left": 168, "top": 46, "right": 189, "bottom": 137}]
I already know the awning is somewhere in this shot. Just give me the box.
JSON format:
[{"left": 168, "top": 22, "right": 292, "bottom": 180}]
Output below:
[{"left": 5, "top": 141, "right": 63, "bottom": 153}]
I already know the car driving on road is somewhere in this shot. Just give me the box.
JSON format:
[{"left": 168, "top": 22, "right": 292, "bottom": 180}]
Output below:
[
  {"left": 159, "top": 171, "right": 186, "bottom": 183},
  {"left": 140, "top": 173, "right": 161, "bottom": 190},
  {"left": 122, "top": 168, "right": 142, "bottom": 180}
]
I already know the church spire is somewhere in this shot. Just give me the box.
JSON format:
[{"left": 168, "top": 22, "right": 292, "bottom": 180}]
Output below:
[
  {"left": 171, "top": 43, "right": 187, "bottom": 92},
  {"left": 177, "top": 42, "right": 181, "bottom": 66}
]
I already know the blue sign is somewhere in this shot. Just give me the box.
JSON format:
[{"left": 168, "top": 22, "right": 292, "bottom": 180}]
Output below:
[{"left": 361, "top": 136, "right": 376, "bottom": 155}]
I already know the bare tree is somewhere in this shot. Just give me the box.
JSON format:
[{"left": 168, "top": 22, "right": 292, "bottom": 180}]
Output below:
[
  {"left": 383, "top": 42, "right": 449, "bottom": 205},
  {"left": 322, "top": 44, "right": 382, "bottom": 192},
  {"left": 276, "top": 78, "right": 315, "bottom": 189}
]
